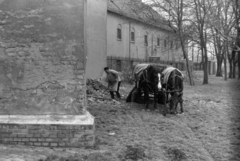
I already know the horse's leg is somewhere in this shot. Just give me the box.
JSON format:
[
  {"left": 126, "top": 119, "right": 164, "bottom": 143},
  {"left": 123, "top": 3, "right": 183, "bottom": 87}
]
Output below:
[
  {"left": 180, "top": 102, "right": 183, "bottom": 113},
  {"left": 165, "top": 93, "right": 169, "bottom": 114},
  {"left": 175, "top": 102, "right": 179, "bottom": 114},
  {"left": 179, "top": 95, "right": 183, "bottom": 113},
  {"left": 143, "top": 86, "right": 149, "bottom": 110},
  {"left": 153, "top": 88, "right": 158, "bottom": 110},
  {"left": 162, "top": 92, "right": 167, "bottom": 116},
  {"left": 126, "top": 87, "right": 134, "bottom": 102},
  {"left": 110, "top": 91, "right": 115, "bottom": 99},
  {"left": 169, "top": 94, "right": 174, "bottom": 114},
  {"left": 166, "top": 93, "right": 169, "bottom": 103}
]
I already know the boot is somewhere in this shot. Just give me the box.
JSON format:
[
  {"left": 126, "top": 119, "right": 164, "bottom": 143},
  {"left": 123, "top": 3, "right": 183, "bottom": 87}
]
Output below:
[
  {"left": 116, "top": 91, "right": 121, "bottom": 98},
  {"left": 110, "top": 91, "right": 115, "bottom": 99}
]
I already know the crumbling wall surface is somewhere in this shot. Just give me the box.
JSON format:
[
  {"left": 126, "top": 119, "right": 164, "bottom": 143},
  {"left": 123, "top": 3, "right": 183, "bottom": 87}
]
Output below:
[{"left": 0, "top": 0, "right": 85, "bottom": 115}]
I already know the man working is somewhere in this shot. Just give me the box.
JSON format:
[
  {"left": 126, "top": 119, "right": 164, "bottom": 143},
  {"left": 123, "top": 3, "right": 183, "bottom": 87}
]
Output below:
[{"left": 103, "top": 67, "right": 121, "bottom": 99}]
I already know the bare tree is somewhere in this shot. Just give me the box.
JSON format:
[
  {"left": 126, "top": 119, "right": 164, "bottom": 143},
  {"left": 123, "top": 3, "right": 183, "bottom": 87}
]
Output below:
[
  {"left": 211, "top": 28, "right": 224, "bottom": 77},
  {"left": 190, "top": 0, "right": 210, "bottom": 84},
  {"left": 152, "top": 0, "right": 212, "bottom": 84},
  {"left": 143, "top": 0, "right": 195, "bottom": 85},
  {"left": 232, "top": 0, "right": 240, "bottom": 79},
  {"left": 208, "top": 0, "right": 235, "bottom": 79}
]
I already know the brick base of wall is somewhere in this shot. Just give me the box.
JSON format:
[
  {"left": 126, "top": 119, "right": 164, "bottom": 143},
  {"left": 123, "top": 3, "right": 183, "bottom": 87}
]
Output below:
[{"left": 0, "top": 112, "right": 95, "bottom": 148}]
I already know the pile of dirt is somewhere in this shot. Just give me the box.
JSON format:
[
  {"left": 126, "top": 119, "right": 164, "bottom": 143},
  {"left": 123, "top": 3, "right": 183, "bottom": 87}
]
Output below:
[
  {"left": 86, "top": 78, "right": 121, "bottom": 105},
  {"left": 87, "top": 78, "right": 106, "bottom": 91},
  {"left": 86, "top": 78, "right": 110, "bottom": 100},
  {"left": 87, "top": 78, "right": 107, "bottom": 93}
]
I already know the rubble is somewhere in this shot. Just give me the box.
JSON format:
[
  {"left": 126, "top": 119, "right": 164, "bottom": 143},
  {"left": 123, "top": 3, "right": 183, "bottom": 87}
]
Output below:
[
  {"left": 86, "top": 78, "right": 121, "bottom": 105},
  {"left": 87, "top": 78, "right": 108, "bottom": 96}
]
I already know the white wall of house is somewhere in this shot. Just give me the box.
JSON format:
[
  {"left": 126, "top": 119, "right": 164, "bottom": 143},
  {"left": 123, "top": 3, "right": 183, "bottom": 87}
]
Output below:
[
  {"left": 85, "top": 0, "right": 107, "bottom": 78},
  {"left": 107, "top": 12, "right": 184, "bottom": 62},
  {"left": 107, "top": 12, "right": 130, "bottom": 58}
]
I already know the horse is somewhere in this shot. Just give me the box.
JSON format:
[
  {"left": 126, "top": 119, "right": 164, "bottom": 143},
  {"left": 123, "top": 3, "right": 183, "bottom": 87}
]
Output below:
[
  {"left": 126, "top": 64, "right": 162, "bottom": 111},
  {"left": 161, "top": 67, "right": 184, "bottom": 114}
]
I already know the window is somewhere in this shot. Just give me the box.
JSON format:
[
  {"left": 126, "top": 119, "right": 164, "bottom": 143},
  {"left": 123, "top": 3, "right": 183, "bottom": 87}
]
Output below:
[
  {"left": 164, "top": 39, "right": 167, "bottom": 47},
  {"left": 157, "top": 37, "right": 160, "bottom": 46},
  {"left": 131, "top": 27, "right": 135, "bottom": 43},
  {"left": 144, "top": 32, "right": 148, "bottom": 46},
  {"left": 117, "top": 24, "right": 122, "bottom": 40}
]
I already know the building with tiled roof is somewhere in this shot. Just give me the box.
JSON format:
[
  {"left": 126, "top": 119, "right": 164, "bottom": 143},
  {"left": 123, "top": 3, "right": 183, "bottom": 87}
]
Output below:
[
  {"left": 107, "top": 0, "right": 171, "bottom": 30},
  {"left": 106, "top": 0, "right": 186, "bottom": 72}
]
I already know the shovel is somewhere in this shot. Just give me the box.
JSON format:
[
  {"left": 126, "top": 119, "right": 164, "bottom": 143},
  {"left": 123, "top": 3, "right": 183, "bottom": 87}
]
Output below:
[
  {"left": 102, "top": 86, "right": 110, "bottom": 94},
  {"left": 102, "top": 83, "right": 115, "bottom": 94}
]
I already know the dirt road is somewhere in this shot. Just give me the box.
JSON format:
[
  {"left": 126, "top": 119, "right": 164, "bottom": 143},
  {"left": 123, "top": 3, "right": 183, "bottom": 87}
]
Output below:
[{"left": 0, "top": 75, "right": 240, "bottom": 161}]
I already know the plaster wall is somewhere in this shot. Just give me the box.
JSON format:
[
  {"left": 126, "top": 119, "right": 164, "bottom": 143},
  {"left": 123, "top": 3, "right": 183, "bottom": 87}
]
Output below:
[
  {"left": 85, "top": 0, "right": 107, "bottom": 78},
  {"left": 107, "top": 13, "right": 130, "bottom": 58}
]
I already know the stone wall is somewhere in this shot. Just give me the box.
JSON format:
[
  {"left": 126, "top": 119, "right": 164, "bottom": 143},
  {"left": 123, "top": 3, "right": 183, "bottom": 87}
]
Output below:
[{"left": 0, "top": 0, "right": 85, "bottom": 115}]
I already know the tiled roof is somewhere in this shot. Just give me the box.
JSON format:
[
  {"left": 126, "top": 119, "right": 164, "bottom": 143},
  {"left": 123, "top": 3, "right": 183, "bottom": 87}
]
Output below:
[{"left": 107, "top": 0, "right": 172, "bottom": 31}]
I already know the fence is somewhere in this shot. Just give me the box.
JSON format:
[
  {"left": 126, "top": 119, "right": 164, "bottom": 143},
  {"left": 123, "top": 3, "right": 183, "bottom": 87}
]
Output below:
[
  {"left": 107, "top": 56, "right": 216, "bottom": 81},
  {"left": 193, "top": 61, "right": 216, "bottom": 75},
  {"left": 107, "top": 56, "right": 187, "bottom": 71},
  {"left": 149, "top": 57, "right": 186, "bottom": 71}
]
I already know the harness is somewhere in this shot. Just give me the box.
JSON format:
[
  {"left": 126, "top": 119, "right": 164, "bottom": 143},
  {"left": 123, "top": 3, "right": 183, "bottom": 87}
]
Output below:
[
  {"left": 139, "top": 66, "right": 158, "bottom": 93},
  {"left": 165, "top": 74, "right": 183, "bottom": 95}
]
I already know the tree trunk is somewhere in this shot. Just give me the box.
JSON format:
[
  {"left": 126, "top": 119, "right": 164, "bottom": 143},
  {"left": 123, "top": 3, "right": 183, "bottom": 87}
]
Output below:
[
  {"left": 182, "top": 49, "right": 194, "bottom": 85},
  {"left": 232, "top": 50, "right": 236, "bottom": 78},
  {"left": 237, "top": 27, "right": 240, "bottom": 79},
  {"left": 203, "top": 62, "right": 208, "bottom": 84},
  {"left": 238, "top": 51, "right": 240, "bottom": 79},
  {"left": 185, "top": 56, "right": 194, "bottom": 85},
  {"left": 233, "top": 62, "right": 236, "bottom": 78},
  {"left": 224, "top": 55, "right": 227, "bottom": 80},
  {"left": 223, "top": 43, "right": 227, "bottom": 81},
  {"left": 180, "top": 37, "right": 194, "bottom": 85},
  {"left": 229, "top": 61, "right": 233, "bottom": 78},
  {"left": 203, "top": 44, "right": 208, "bottom": 84},
  {"left": 228, "top": 53, "right": 233, "bottom": 78},
  {"left": 216, "top": 55, "right": 223, "bottom": 77}
]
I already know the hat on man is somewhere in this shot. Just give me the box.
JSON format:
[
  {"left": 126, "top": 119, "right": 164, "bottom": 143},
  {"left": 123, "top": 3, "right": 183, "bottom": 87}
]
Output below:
[{"left": 104, "top": 67, "right": 109, "bottom": 71}]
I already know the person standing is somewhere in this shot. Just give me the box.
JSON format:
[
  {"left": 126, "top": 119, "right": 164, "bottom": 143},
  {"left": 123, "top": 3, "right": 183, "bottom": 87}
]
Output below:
[{"left": 103, "top": 67, "right": 121, "bottom": 99}]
